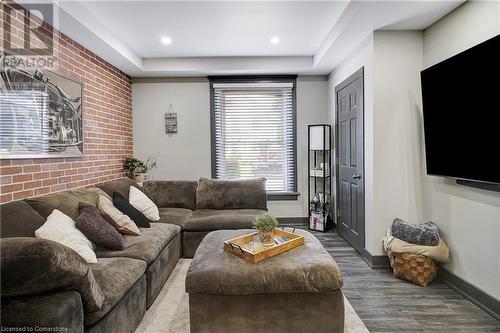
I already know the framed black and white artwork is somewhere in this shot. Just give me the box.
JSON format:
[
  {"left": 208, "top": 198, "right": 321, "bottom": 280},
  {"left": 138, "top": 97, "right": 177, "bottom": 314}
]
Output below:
[{"left": 0, "top": 55, "right": 84, "bottom": 159}]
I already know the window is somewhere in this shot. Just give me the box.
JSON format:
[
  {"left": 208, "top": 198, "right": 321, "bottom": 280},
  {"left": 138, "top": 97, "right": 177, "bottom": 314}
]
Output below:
[{"left": 210, "top": 76, "right": 297, "bottom": 199}]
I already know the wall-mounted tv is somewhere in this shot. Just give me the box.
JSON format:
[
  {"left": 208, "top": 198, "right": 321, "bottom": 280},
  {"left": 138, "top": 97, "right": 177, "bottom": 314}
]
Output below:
[{"left": 421, "top": 34, "right": 500, "bottom": 186}]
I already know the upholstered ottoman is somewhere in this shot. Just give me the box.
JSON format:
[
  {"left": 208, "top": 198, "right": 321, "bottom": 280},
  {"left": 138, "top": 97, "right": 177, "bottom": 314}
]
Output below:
[{"left": 185, "top": 229, "right": 344, "bottom": 333}]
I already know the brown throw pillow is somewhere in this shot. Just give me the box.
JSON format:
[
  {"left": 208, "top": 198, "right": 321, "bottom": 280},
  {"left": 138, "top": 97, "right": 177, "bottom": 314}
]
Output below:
[{"left": 76, "top": 202, "right": 125, "bottom": 250}]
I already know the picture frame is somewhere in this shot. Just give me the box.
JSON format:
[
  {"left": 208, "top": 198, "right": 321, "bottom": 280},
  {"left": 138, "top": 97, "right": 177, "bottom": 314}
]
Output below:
[
  {"left": 0, "top": 60, "right": 84, "bottom": 159},
  {"left": 165, "top": 112, "right": 177, "bottom": 134}
]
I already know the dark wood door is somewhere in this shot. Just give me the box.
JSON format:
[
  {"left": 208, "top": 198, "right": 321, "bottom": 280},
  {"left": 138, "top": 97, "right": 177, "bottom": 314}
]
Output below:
[{"left": 335, "top": 68, "right": 365, "bottom": 253}]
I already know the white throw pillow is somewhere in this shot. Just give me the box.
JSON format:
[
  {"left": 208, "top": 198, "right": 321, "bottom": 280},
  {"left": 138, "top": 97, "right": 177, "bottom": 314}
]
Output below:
[
  {"left": 129, "top": 186, "right": 160, "bottom": 221},
  {"left": 35, "top": 209, "right": 97, "bottom": 264}
]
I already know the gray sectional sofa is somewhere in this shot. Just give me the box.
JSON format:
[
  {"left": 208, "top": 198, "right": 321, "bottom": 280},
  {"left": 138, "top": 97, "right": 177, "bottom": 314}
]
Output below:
[{"left": 0, "top": 177, "right": 267, "bottom": 332}]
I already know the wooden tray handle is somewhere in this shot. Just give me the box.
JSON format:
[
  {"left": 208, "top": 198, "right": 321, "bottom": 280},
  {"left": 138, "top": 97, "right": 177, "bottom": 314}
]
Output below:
[
  {"left": 281, "top": 225, "right": 296, "bottom": 233},
  {"left": 229, "top": 242, "right": 244, "bottom": 254}
]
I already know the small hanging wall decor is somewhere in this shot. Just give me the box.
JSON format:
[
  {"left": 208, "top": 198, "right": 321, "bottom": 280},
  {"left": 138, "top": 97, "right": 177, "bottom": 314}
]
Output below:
[{"left": 165, "top": 104, "right": 177, "bottom": 136}]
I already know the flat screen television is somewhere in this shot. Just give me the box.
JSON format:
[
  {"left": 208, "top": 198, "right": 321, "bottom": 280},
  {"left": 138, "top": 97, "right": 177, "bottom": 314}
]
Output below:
[{"left": 421, "top": 34, "right": 500, "bottom": 186}]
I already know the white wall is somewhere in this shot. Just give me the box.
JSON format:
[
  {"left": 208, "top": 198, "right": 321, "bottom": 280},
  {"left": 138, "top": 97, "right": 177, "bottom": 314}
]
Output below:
[
  {"left": 422, "top": 1, "right": 500, "bottom": 300},
  {"left": 371, "top": 31, "right": 425, "bottom": 255},
  {"left": 132, "top": 76, "right": 329, "bottom": 218},
  {"left": 423, "top": 0, "right": 500, "bottom": 67},
  {"left": 132, "top": 78, "right": 212, "bottom": 180},
  {"left": 328, "top": 32, "right": 424, "bottom": 256}
]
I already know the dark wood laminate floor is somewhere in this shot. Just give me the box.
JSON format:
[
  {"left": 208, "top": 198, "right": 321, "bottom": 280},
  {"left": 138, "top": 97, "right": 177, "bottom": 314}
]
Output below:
[{"left": 291, "top": 223, "right": 500, "bottom": 333}]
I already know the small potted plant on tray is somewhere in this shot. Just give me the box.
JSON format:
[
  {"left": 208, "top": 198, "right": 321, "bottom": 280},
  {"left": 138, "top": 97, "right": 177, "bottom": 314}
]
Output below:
[
  {"left": 122, "top": 156, "right": 157, "bottom": 183},
  {"left": 255, "top": 213, "right": 279, "bottom": 247}
]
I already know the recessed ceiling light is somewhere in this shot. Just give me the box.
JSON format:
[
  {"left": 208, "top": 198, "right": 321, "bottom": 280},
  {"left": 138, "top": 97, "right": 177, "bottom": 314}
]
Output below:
[
  {"left": 161, "top": 36, "right": 172, "bottom": 45},
  {"left": 270, "top": 36, "right": 280, "bottom": 45}
]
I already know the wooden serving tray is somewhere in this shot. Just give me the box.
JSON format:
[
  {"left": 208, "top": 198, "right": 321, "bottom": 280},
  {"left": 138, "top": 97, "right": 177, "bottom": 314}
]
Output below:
[{"left": 223, "top": 227, "right": 304, "bottom": 263}]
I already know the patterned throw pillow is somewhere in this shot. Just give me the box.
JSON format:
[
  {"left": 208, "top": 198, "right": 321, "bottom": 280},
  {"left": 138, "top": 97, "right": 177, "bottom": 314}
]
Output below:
[
  {"left": 391, "top": 218, "right": 440, "bottom": 246},
  {"left": 98, "top": 195, "right": 141, "bottom": 236},
  {"left": 113, "top": 192, "right": 151, "bottom": 228},
  {"left": 35, "top": 209, "right": 97, "bottom": 263},
  {"left": 129, "top": 186, "right": 160, "bottom": 221},
  {"left": 76, "top": 202, "right": 125, "bottom": 250}
]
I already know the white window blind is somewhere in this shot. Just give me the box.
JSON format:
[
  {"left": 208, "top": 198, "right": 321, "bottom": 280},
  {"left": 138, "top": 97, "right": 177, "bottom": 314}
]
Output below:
[
  {"left": 212, "top": 81, "right": 296, "bottom": 193},
  {"left": 0, "top": 91, "right": 50, "bottom": 157}
]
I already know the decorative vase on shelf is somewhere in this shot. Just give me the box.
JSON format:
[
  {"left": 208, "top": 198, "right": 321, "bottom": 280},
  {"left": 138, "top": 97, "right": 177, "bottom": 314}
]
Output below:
[{"left": 258, "top": 230, "right": 275, "bottom": 247}]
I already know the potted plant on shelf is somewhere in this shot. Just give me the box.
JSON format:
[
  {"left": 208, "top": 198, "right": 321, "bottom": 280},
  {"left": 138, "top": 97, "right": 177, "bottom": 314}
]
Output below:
[
  {"left": 254, "top": 213, "right": 279, "bottom": 247},
  {"left": 122, "top": 156, "right": 157, "bottom": 183}
]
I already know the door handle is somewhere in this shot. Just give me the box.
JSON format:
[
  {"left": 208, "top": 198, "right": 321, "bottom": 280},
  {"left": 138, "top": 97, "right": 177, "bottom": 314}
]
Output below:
[{"left": 352, "top": 174, "right": 362, "bottom": 180}]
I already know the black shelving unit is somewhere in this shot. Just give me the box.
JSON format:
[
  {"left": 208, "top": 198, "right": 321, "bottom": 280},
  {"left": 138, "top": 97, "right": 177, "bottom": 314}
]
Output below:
[{"left": 308, "top": 124, "right": 333, "bottom": 232}]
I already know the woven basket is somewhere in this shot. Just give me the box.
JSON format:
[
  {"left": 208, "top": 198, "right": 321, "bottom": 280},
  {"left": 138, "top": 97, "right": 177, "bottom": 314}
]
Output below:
[{"left": 387, "top": 251, "right": 438, "bottom": 287}]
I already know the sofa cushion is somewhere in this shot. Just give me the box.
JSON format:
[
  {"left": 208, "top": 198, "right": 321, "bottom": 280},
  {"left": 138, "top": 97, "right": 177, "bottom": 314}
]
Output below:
[
  {"left": 196, "top": 178, "right": 267, "bottom": 210},
  {"left": 1, "top": 291, "right": 84, "bottom": 331},
  {"left": 143, "top": 180, "right": 198, "bottom": 210},
  {"left": 1, "top": 237, "right": 104, "bottom": 312},
  {"left": 0, "top": 201, "right": 46, "bottom": 238},
  {"left": 96, "top": 178, "right": 144, "bottom": 200},
  {"left": 183, "top": 209, "right": 265, "bottom": 232},
  {"left": 86, "top": 257, "right": 146, "bottom": 326},
  {"left": 85, "top": 276, "right": 146, "bottom": 333},
  {"left": 25, "top": 189, "right": 98, "bottom": 221},
  {"left": 186, "top": 229, "right": 343, "bottom": 295},
  {"left": 158, "top": 207, "right": 193, "bottom": 228},
  {"left": 95, "top": 223, "right": 180, "bottom": 264},
  {"left": 76, "top": 203, "right": 125, "bottom": 251},
  {"left": 87, "top": 187, "right": 112, "bottom": 200}
]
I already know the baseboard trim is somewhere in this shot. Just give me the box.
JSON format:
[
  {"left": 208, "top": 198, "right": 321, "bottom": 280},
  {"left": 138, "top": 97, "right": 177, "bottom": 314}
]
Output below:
[
  {"left": 438, "top": 268, "right": 500, "bottom": 320},
  {"left": 361, "top": 249, "right": 391, "bottom": 269},
  {"left": 277, "top": 217, "right": 308, "bottom": 225}
]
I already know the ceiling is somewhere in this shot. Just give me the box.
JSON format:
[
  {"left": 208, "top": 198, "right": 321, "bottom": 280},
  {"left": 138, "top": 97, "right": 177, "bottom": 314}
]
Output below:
[
  {"left": 45, "top": 0, "right": 463, "bottom": 76},
  {"left": 81, "top": 1, "right": 347, "bottom": 58}
]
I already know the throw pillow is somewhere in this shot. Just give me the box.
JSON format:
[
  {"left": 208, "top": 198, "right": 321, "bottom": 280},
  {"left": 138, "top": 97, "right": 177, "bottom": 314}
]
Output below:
[
  {"left": 129, "top": 186, "right": 160, "bottom": 221},
  {"left": 76, "top": 202, "right": 125, "bottom": 250},
  {"left": 113, "top": 192, "right": 151, "bottom": 228},
  {"left": 98, "top": 195, "right": 141, "bottom": 236},
  {"left": 391, "top": 218, "right": 440, "bottom": 246},
  {"left": 35, "top": 209, "right": 97, "bottom": 263}
]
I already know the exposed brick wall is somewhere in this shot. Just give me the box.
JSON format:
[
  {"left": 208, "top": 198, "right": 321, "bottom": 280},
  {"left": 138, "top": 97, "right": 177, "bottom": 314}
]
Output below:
[{"left": 0, "top": 3, "right": 133, "bottom": 203}]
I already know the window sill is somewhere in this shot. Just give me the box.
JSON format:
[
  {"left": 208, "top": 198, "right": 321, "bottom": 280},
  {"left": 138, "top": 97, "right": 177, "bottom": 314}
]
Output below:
[{"left": 267, "top": 192, "right": 300, "bottom": 201}]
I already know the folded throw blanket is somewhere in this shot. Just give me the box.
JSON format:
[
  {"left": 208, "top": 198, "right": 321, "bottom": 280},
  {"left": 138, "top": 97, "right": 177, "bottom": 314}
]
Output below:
[
  {"left": 391, "top": 218, "right": 439, "bottom": 246},
  {"left": 383, "top": 230, "right": 450, "bottom": 262}
]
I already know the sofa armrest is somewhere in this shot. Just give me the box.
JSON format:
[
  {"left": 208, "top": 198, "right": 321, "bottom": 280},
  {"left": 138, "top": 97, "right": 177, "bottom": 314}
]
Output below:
[
  {"left": 143, "top": 180, "right": 198, "bottom": 210},
  {"left": 1, "top": 237, "right": 104, "bottom": 312},
  {"left": 1, "top": 291, "right": 84, "bottom": 332}
]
